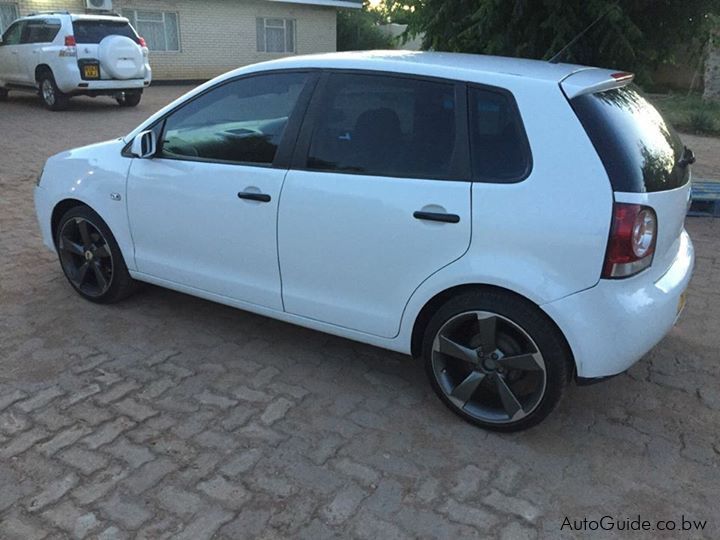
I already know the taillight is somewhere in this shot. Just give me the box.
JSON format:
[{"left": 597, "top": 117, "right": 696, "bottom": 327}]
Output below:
[
  {"left": 138, "top": 37, "right": 147, "bottom": 47},
  {"left": 64, "top": 35, "right": 76, "bottom": 46},
  {"left": 602, "top": 203, "right": 657, "bottom": 279}
]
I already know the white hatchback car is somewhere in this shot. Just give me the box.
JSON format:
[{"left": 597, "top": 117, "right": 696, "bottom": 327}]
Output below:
[
  {"left": 0, "top": 12, "right": 151, "bottom": 110},
  {"left": 34, "top": 52, "right": 695, "bottom": 430}
]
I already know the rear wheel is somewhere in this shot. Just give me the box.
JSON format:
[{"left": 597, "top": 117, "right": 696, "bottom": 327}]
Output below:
[
  {"left": 38, "top": 73, "right": 69, "bottom": 111},
  {"left": 117, "top": 91, "right": 142, "bottom": 107},
  {"left": 422, "top": 290, "right": 571, "bottom": 431},
  {"left": 55, "top": 205, "right": 137, "bottom": 303}
]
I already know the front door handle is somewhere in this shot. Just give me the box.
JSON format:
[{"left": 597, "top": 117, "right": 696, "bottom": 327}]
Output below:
[
  {"left": 413, "top": 210, "right": 460, "bottom": 223},
  {"left": 238, "top": 191, "right": 271, "bottom": 203}
]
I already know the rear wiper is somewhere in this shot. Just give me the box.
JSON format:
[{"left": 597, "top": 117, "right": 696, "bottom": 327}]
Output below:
[{"left": 677, "top": 146, "right": 696, "bottom": 168}]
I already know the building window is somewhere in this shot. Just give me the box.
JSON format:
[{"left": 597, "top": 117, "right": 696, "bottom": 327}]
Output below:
[
  {"left": 0, "top": 3, "right": 18, "bottom": 35},
  {"left": 123, "top": 10, "right": 179, "bottom": 51},
  {"left": 256, "top": 18, "right": 295, "bottom": 53}
]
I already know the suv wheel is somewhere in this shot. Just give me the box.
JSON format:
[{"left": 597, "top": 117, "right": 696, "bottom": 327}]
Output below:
[
  {"left": 55, "top": 205, "right": 138, "bottom": 303},
  {"left": 39, "top": 73, "right": 69, "bottom": 111},
  {"left": 422, "top": 290, "right": 571, "bottom": 431},
  {"left": 117, "top": 91, "right": 142, "bottom": 107}
]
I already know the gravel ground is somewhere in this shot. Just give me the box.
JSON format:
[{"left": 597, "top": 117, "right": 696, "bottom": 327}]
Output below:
[{"left": 0, "top": 86, "right": 718, "bottom": 539}]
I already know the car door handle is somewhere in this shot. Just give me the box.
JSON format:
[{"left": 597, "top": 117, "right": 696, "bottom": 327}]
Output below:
[
  {"left": 238, "top": 191, "right": 271, "bottom": 203},
  {"left": 413, "top": 211, "right": 460, "bottom": 223}
]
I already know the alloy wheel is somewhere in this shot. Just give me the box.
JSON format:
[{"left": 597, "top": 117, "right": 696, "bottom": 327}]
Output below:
[
  {"left": 431, "top": 311, "right": 547, "bottom": 424},
  {"left": 58, "top": 218, "right": 114, "bottom": 297},
  {"left": 41, "top": 79, "right": 55, "bottom": 106}
]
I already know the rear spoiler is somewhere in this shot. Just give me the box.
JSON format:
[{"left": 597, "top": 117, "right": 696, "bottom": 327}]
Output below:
[{"left": 560, "top": 69, "right": 634, "bottom": 99}]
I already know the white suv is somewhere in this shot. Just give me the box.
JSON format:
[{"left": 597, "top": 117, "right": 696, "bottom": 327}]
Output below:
[
  {"left": 34, "top": 52, "right": 695, "bottom": 430},
  {"left": 0, "top": 12, "right": 151, "bottom": 110}
]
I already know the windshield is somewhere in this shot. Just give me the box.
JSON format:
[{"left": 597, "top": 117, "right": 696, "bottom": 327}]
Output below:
[
  {"left": 72, "top": 20, "right": 139, "bottom": 44},
  {"left": 571, "top": 85, "right": 689, "bottom": 193}
]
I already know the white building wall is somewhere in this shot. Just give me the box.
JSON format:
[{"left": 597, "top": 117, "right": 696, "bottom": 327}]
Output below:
[{"left": 6, "top": 0, "right": 337, "bottom": 79}]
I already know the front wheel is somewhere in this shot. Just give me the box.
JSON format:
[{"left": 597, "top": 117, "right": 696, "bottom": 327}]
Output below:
[
  {"left": 422, "top": 290, "right": 571, "bottom": 431},
  {"left": 38, "top": 73, "right": 69, "bottom": 111},
  {"left": 55, "top": 205, "right": 137, "bottom": 303},
  {"left": 117, "top": 91, "right": 142, "bottom": 107}
]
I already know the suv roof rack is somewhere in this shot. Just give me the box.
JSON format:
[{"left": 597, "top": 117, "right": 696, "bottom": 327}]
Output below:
[{"left": 27, "top": 10, "right": 71, "bottom": 16}]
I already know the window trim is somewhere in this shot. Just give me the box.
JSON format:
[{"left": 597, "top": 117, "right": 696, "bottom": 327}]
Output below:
[
  {"left": 290, "top": 69, "right": 472, "bottom": 182},
  {"left": 123, "top": 9, "right": 181, "bottom": 52},
  {"left": 123, "top": 69, "right": 320, "bottom": 169},
  {"left": 257, "top": 17, "right": 296, "bottom": 54},
  {"left": 467, "top": 82, "right": 533, "bottom": 184}
]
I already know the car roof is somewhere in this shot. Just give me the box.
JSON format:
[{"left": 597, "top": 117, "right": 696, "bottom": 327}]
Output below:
[
  {"left": 21, "top": 13, "right": 129, "bottom": 23},
  {"left": 247, "top": 50, "right": 596, "bottom": 84}
]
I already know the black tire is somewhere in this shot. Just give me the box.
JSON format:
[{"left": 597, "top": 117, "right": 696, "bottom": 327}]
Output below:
[
  {"left": 55, "top": 205, "right": 138, "bottom": 304},
  {"left": 0, "top": 88, "right": 8, "bottom": 101},
  {"left": 422, "top": 289, "right": 571, "bottom": 432},
  {"left": 117, "top": 91, "right": 142, "bottom": 107},
  {"left": 38, "top": 72, "right": 69, "bottom": 111}
]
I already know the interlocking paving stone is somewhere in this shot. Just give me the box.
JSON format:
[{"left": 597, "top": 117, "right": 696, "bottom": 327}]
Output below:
[{"left": 0, "top": 87, "right": 717, "bottom": 539}]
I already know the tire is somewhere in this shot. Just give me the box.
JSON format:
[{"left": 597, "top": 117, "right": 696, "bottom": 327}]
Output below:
[
  {"left": 117, "top": 91, "right": 142, "bottom": 107},
  {"left": 422, "top": 289, "right": 571, "bottom": 432},
  {"left": 38, "top": 72, "right": 69, "bottom": 111},
  {"left": 55, "top": 205, "right": 137, "bottom": 304}
]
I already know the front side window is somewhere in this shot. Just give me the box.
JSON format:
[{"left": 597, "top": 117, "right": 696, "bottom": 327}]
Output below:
[
  {"left": 123, "top": 10, "right": 179, "bottom": 51},
  {"left": 469, "top": 87, "right": 531, "bottom": 181},
  {"left": 306, "top": 73, "right": 458, "bottom": 179},
  {"left": 160, "top": 72, "right": 309, "bottom": 166},
  {"left": 1, "top": 20, "right": 21, "bottom": 45},
  {"left": 256, "top": 18, "right": 295, "bottom": 53},
  {"left": 22, "top": 18, "right": 61, "bottom": 44},
  {"left": 0, "top": 3, "right": 18, "bottom": 35}
]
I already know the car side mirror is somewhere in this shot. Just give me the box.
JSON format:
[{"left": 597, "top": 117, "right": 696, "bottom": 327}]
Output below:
[{"left": 131, "top": 130, "right": 156, "bottom": 158}]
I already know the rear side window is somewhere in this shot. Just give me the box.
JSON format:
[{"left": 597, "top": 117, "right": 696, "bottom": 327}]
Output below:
[
  {"left": 22, "top": 19, "right": 61, "bottom": 44},
  {"left": 571, "top": 85, "right": 689, "bottom": 193},
  {"left": 72, "top": 20, "right": 139, "bottom": 44},
  {"left": 306, "top": 73, "right": 458, "bottom": 179},
  {"left": 469, "top": 87, "right": 531, "bottom": 181}
]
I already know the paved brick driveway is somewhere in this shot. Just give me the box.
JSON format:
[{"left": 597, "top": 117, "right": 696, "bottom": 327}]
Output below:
[{"left": 0, "top": 87, "right": 719, "bottom": 539}]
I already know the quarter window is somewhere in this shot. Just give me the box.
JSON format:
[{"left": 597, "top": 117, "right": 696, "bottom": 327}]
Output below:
[
  {"left": 0, "top": 3, "right": 18, "bottom": 35},
  {"left": 1, "top": 19, "right": 21, "bottom": 45},
  {"left": 22, "top": 18, "right": 61, "bottom": 44},
  {"left": 306, "top": 73, "right": 458, "bottom": 179},
  {"left": 160, "top": 72, "right": 309, "bottom": 166},
  {"left": 469, "top": 87, "right": 531, "bottom": 181},
  {"left": 256, "top": 18, "right": 295, "bottom": 53},
  {"left": 123, "top": 10, "right": 179, "bottom": 51}
]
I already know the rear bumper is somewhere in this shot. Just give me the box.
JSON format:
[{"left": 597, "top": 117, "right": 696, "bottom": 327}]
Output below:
[
  {"left": 542, "top": 230, "right": 694, "bottom": 379},
  {"left": 54, "top": 59, "right": 152, "bottom": 94}
]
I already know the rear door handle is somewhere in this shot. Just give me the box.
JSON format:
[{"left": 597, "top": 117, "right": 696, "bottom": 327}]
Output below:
[
  {"left": 413, "top": 211, "right": 460, "bottom": 223},
  {"left": 238, "top": 191, "right": 271, "bottom": 203}
]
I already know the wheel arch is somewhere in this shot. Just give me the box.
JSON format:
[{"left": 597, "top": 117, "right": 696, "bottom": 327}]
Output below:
[
  {"left": 409, "top": 283, "right": 576, "bottom": 379},
  {"left": 35, "top": 64, "right": 53, "bottom": 82},
  {"left": 51, "top": 198, "right": 93, "bottom": 243}
]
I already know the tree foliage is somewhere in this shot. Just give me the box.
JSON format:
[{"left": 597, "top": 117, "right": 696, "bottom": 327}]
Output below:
[
  {"left": 381, "top": 0, "right": 717, "bottom": 81},
  {"left": 337, "top": 3, "right": 394, "bottom": 51}
]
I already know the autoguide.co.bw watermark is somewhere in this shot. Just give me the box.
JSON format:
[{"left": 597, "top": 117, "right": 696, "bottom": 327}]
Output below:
[{"left": 561, "top": 515, "right": 708, "bottom": 533}]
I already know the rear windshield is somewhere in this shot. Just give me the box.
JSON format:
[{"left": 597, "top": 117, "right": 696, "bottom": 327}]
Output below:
[
  {"left": 72, "top": 20, "right": 139, "bottom": 44},
  {"left": 571, "top": 85, "right": 689, "bottom": 193}
]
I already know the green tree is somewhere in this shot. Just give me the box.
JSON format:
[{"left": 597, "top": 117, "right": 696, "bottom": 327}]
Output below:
[
  {"left": 337, "top": 3, "right": 394, "bottom": 51},
  {"left": 382, "top": 0, "right": 717, "bottom": 82}
]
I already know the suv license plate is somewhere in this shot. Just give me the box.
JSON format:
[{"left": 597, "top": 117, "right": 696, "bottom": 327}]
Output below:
[{"left": 83, "top": 65, "right": 99, "bottom": 79}]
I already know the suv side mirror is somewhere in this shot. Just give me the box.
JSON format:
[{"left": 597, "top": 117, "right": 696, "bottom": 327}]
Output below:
[{"left": 131, "top": 130, "right": 156, "bottom": 158}]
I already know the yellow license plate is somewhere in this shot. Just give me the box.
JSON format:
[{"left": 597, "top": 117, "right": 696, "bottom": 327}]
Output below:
[
  {"left": 83, "top": 65, "right": 99, "bottom": 79},
  {"left": 677, "top": 290, "right": 687, "bottom": 315}
]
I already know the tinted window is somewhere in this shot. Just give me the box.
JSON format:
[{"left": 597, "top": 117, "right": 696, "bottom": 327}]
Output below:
[
  {"left": 1, "top": 21, "right": 23, "bottom": 46},
  {"left": 72, "top": 20, "right": 139, "bottom": 44},
  {"left": 307, "top": 73, "right": 458, "bottom": 179},
  {"left": 571, "top": 85, "right": 689, "bottom": 193},
  {"left": 469, "top": 87, "right": 531, "bottom": 181},
  {"left": 22, "top": 19, "right": 61, "bottom": 44},
  {"left": 160, "top": 72, "right": 308, "bottom": 166}
]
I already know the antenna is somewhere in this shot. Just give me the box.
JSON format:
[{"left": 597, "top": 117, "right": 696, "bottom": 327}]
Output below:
[{"left": 547, "top": 2, "right": 619, "bottom": 64}]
